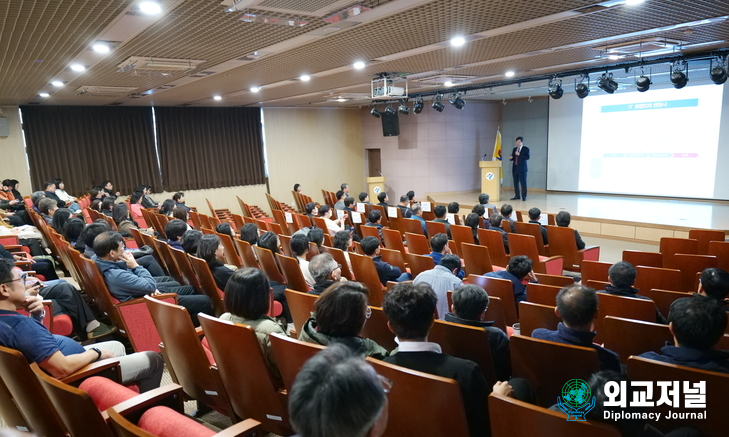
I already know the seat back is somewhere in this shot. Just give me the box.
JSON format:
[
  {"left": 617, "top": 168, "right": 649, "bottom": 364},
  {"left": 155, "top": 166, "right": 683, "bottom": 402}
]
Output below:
[
  {"left": 278, "top": 234, "right": 293, "bottom": 257},
  {"left": 169, "top": 247, "right": 202, "bottom": 291},
  {"left": 293, "top": 214, "right": 312, "bottom": 230},
  {"left": 429, "top": 319, "right": 498, "bottom": 386},
  {"left": 216, "top": 232, "right": 242, "bottom": 268},
  {"left": 622, "top": 250, "right": 663, "bottom": 268},
  {"left": 382, "top": 228, "right": 406, "bottom": 257},
  {"left": 518, "top": 302, "right": 560, "bottom": 336},
  {"left": 0, "top": 375, "right": 30, "bottom": 432},
  {"left": 634, "top": 266, "right": 681, "bottom": 297},
  {"left": 450, "top": 225, "right": 474, "bottom": 258},
  {"left": 708, "top": 240, "right": 729, "bottom": 271},
  {"left": 283, "top": 289, "right": 317, "bottom": 335},
  {"left": 0, "top": 345, "right": 68, "bottom": 437},
  {"left": 526, "top": 282, "right": 562, "bottom": 306},
  {"left": 507, "top": 233, "right": 543, "bottom": 273},
  {"left": 659, "top": 237, "right": 698, "bottom": 267},
  {"left": 380, "top": 247, "right": 406, "bottom": 272},
  {"left": 404, "top": 232, "right": 429, "bottom": 255},
  {"left": 276, "top": 253, "right": 309, "bottom": 293},
  {"left": 360, "top": 306, "right": 398, "bottom": 352},
  {"left": 668, "top": 254, "right": 717, "bottom": 292},
  {"left": 688, "top": 229, "right": 726, "bottom": 255},
  {"left": 467, "top": 274, "right": 518, "bottom": 326},
  {"left": 477, "top": 229, "right": 509, "bottom": 267},
  {"left": 233, "top": 238, "right": 259, "bottom": 269},
  {"left": 320, "top": 246, "right": 355, "bottom": 280},
  {"left": 425, "top": 221, "right": 447, "bottom": 239},
  {"left": 75, "top": 255, "right": 128, "bottom": 336},
  {"left": 647, "top": 289, "right": 691, "bottom": 317},
  {"left": 461, "top": 243, "right": 494, "bottom": 276},
  {"left": 188, "top": 211, "right": 203, "bottom": 230},
  {"left": 252, "top": 246, "right": 285, "bottom": 284},
  {"left": 533, "top": 273, "right": 573, "bottom": 287},
  {"left": 144, "top": 297, "right": 232, "bottom": 417},
  {"left": 545, "top": 226, "right": 582, "bottom": 271},
  {"left": 400, "top": 217, "right": 425, "bottom": 235},
  {"left": 488, "top": 393, "right": 621, "bottom": 437},
  {"left": 198, "top": 315, "right": 292, "bottom": 435},
  {"left": 627, "top": 356, "right": 729, "bottom": 437},
  {"left": 350, "top": 252, "right": 386, "bottom": 306},
  {"left": 514, "top": 222, "right": 548, "bottom": 256},
  {"left": 139, "top": 232, "right": 167, "bottom": 273},
  {"left": 271, "top": 210, "right": 291, "bottom": 236},
  {"left": 602, "top": 316, "right": 673, "bottom": 363},
  {"left": 580, "top": 260, "right": 612, "bottom": 285},
  {"left": 153, "top": 240, "right": 184, "bottom": 284},
  {"left": 404, "top": 253, "right": 435, "bottom": 278},
  {"left": 594, "top": 293, "right": 658, "bottom": 344},
  {"left": 366, "top": 358, "right": 471, "bottom": 437},
  {"left": 269, "top": 333, "right": 326, "bottom": 395},
  {"left": 187, "top": 255, "right": 226, "bottom": 316},
  {"left": 360, "top": 225, "right": 381, "bottom": 241},
  {"left": 510, "top": 335, "right": 599, "bottom": 407}
]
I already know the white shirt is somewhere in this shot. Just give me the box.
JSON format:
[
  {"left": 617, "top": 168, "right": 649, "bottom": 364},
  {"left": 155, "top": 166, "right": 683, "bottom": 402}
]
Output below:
[
  {"left": 325, "top": 217, "right": 343, "bottom": 236},
  {"left": 397, "top": 341, "right": 442, "bottom": 353},
  {"left": 55, "top": 189, "right": 74, "bottom": 202},
  {"left": 413, "top": 265, "right": 463, "bottom": 320},
  {"left": 297, "top": 256, "right": 315, "bottom": 288}
]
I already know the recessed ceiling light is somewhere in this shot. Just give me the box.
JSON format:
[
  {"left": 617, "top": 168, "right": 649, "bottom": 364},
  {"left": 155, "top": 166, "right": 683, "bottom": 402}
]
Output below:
[
  {"left": 336, "top": 98, "right": 348, "bottom": 102},
  {"left": 138, "top": 1, "right": 162, "bottom": 15},
  {"left": 213, "top": 95, "right": 222, "bottom": 101},
  {"left": 353, "top": 61, "right": 366, "bottom": 70},
  {"left": 51, "top": 81, "right": 64, "bottom": 87},
  {"left": 250, "top": 87, "right": 260, "bottom": 92},
  {"left": 450, "top": 37, "right": 466, "bottom": 47},
  {"left": 608, "top": 54, "right": 621, "bottom": 60},
  {"left": 92, "top": 43, "right": 110, "bottom": 53},
  {"left": 505, "top": 71, "right": 515, "bottom": 78},
  {"left": 625, "top": 0, "right": 644, "bottom": 5},
  {"left": 70, "top": 64, "right": 85, "bottom": 72},
  {"left": 300, "top": 75, "right": 310, "bottom": 82},
  {"left": 39, "top": 92, "right": 50, "bottom": 98},
  {"left": 444, "top": 81, "right": 454, "bottom": 87}
]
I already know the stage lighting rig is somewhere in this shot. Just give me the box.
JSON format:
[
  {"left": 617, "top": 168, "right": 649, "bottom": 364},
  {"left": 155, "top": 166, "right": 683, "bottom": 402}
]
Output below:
[
  {"left": 597, "top": 72, "right": 619, "bottom": 94},
  {"left": 670, "top": 60, "right": 688, "bottom": 89},
  {"left": 547, "top": 77, "right": 563, "bottom": 99}
]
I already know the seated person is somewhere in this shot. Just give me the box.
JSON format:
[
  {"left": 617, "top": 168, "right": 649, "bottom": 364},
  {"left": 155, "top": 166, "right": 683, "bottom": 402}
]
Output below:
[
  {"left": 376, "top": 192, "right": 389, "bottom": 212},
  {"left": 308, "top": 253, "right": 344, "bottom": 295},
  {"left": 31, "top": 191, "right": 45, "bottom": 215},
  {"left": 78, "top": 221, "right": 165, "bottom": 277},
  {"left": 165, "top": 219, "right": 188, "bottom": 251},
  {"left": 180, "top": 230, "right": 202, "bottom": 255},
  {"left": 62, "top": 217, "right": 84, "bottom": 247},
  {"left": 333, "top": 191, "right": 347, "bottom": 210},
  {"left": 411, "top": 205, "right": 427, "bottom": 235},
  {"left": 100, "top": 197, "right": 115, "bottom": 217},
  {"left": 289, "top": 344, "right": 388, "bottom": 437},
  {"left": 101, "top": 181, "right": 121, "bottom": 198},
  {"left": 257, "top": 232, "right": 293, "bottom": 327},
  {"left": 695, "top": 267, "right": 729, "bottom": 309},
  {"left": 304, "top": 202, "right": 319, "bottom": 218},
  {"left": 413, "top": 254, "right": 463, "bottom": 320},
  {"left": 527, "top": 207, "right": 548, "bottom": 244},
  {"left": 556, "top": 211, "right": 585, "bottom": 250},
  {"left": 397, "top": 195, "right": 413, "bottom": 218},
  {"left": 446, "top": 284, "right": 510, "bottom": 381},
  {"left": 215, "top": 223, "right": 235, "bottom": 240},
  {"left": 471, "top": 204, "right": 488, "bottom": 225},
  {"left": 602, "top": 261, "right": 666, "bottom": 324},
  {"left": 640, "top": 296, "right": 729, "bottom": 374},
  {"left": 532, "top": 285, "right": 620, "bottom": 372},
  {"left": 360, "top": 236, "right": 411, "bottom": 286},
  {"left": 488, "top": 214, "right": 509, "bottom": 254},
  {"left": 220, "top": 268, "right": 288, "bottom": 382},
  {"left": 159, "top": 199, "right": 175, "bottom": 217},
  {"left": 129, "top": 191, "right": 145, "bottom": 220},
  {"left": 51, "top": 179, "right": 81, "bottom": 212},
  {"left": 341, "top": 183, "right": 349, "bottom": 195},
  {"left": 364, "top": 210, "right": 385, "bottom": 244},
  {"left": 447, "top": 202, "right": 460, "bottom": 215},
  {"left": 358, "top": 192, "right": 370, "bottom": 204},
  {"left": 307, "top": 227, "right": 324, "bottom": 253},
  {"left": 113, "top": 203, "right": 148, "bottom": 238},
  {"left": 198, "top": 234, "right": 235, "bottom": 290},
  {"left": 332, "top": 230, "right": 353, "bottom": 278},
  {"left": 39, "top": 197, "right": 59, "bottom": 224},
  {"left": 432, "top": 205, "right": 451, "bottom": 238},
  {"left": 289, "top": 234, "right": 314, "bottom": 289},
  {"left": 299, "top": 281, "right": 388, "bottom": 359},
  {"left": 499, "top": 204, "right": 516, "bottom": 233},
  {"left": 478, "top": 193, "right": 499, "bottom": 216},
  {"left": 51, "top": 208, "right": 72, "bottom": 234},
  {"left": 43, "top": 180, "right": 67, "bottom": 208},
  {"left": 0, "top": 259, "right": 163, "bottom": 392},
  {"left": 428, "top": 233, "right": 464, "bottom": 280},
  {"left": 137, "top": 185, "right": 158, "bottom": 208},
  {"left": 406, "top": 190, "right": 418, "bottom": 205},
  {"left": 293, "top": 183, "right": 302, "bottom": 194},
  {"left": 484, "top": 255, "right": 536, "bottom": 303},
  {"left": 172, "top": 192, "right": 189, "bottom": 212},
  {"left": 464, "top": 213, "right": 480, "bottom": 245},
  {"left": 172, "top": 207, "right": 188, "bottom": 224},
  {"left": 0, "top": 244, "right": 58, "bottom": 281},
  {"left": 343, "top": 196, "right": 357, "bottom": 215},
  {"left": 92, "top": 231, "right": 214, "bottom": 326},
  {"left": 319, "top": 205, "right": 346, "bottom": 237},
  {"left": 239, "top": 223, "right": 259, "bottom": 246}
]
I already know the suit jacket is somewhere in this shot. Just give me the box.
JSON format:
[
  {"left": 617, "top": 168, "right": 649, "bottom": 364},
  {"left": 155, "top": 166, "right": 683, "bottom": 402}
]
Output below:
[{"left": 510, "top": 145, "right": 530, "bottom": 172}]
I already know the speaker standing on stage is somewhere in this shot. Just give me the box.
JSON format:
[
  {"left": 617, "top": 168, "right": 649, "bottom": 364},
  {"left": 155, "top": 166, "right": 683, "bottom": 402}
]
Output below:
[{"left": 509, "top": 136, "right": 529, "bottom": 201}]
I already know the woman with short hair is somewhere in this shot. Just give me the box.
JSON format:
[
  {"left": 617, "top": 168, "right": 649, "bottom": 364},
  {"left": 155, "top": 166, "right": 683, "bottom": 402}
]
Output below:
[{"left": 198, "top": 234, "right": 236, "bottom": 289}]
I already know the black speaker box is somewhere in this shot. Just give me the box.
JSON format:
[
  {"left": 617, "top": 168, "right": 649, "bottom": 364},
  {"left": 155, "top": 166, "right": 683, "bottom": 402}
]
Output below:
[{"left": 381, "top": 112, "right": 399, "bottom": 137}]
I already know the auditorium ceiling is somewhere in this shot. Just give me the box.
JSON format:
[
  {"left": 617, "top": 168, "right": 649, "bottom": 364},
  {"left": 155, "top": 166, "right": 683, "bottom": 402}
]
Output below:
[{"left": 0, "top": 0, "right": 727, "bottom": 107}]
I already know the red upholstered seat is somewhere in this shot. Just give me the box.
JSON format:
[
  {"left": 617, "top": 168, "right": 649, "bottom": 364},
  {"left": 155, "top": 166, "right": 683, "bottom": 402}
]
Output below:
[
  {"left": 138, "top": 406, "right": 217, "bottom": 437},
  {"left": 200, "top": 336, "right": 216, "bottom": 365},
  {"left": 79, "top": 376, "right": 139, "bottom": 412}
]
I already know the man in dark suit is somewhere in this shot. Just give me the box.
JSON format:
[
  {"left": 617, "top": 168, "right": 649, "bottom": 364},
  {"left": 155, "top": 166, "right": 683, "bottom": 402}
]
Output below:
[{"left": 509, "top": 136, "right": 529, "bottom": 201}]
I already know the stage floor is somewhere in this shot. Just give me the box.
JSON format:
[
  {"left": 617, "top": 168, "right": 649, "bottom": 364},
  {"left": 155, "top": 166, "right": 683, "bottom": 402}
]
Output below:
[{"left": 425, "top": 190, "right": 729, "bottom": 244}]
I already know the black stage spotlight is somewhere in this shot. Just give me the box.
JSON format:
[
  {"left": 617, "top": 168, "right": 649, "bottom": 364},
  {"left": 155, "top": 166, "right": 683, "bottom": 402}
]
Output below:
[
  {"left": 547, "top": 77, "right": 563, "bottom": 99},
  {"left": 384, "top": 106, "right": 396, "bottom": 116},
  {"left": 710, "top": 57, "right": 727, "bottom": 85},
  {"left": 432, "top": 95, "right": 444, "bottom": 112},
  {"left": 398, "top": 101, "right": 410, "bottom": 115},
  {"left": 413, "top": 97, "right": 424, "bottom": 114},
  {"left": 575, "top": 74, "right": 590, "bottom": 99},
  {"left": 635, "top": 67, "right": 651, "bottom": 92},
  {"left": 449, "top": 94, "right": 465, "bottom": 110},
  {"left": 370, "top": 107, "right": 381, "bottom": 118},
  {"left": 597, "top": 72, "right": 619, "bottom": 94},
  {"left": 670, "top": 61, "right": 688, "bottom": 89}
]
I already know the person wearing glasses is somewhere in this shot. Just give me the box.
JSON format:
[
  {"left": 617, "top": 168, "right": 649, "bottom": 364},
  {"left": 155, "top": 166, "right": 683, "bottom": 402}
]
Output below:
[
  {"left": 299, "top": 282, "right": 389, "bottom": 359},
  {"left": 289, "top": 344, "right": 389, "bottom": 437},
  {"left": 307, "top": 253, "right": 346, "bottom": 296},
  {"left": 0, "top": 259, "right": 163, "bottom": 392}
]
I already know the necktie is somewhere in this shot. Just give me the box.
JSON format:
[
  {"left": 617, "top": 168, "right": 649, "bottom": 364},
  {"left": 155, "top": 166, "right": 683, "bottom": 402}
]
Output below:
[{"left": 515, "top": 147, "right": 520, "bottom": 166}]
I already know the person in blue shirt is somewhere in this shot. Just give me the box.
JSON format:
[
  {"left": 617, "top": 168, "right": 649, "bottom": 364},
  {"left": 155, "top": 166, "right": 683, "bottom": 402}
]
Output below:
[
  {"left": 427, "top": 233, "right": 464, "bottom": 280},
  {"left": 484, "top": 255, "right": 537, "bottom": 303},
  {"left": 360, "top": 236, "right": 410, "bottom": 286},
  {"left": 410, "top": 204, "right": 427, "bottom": 236},
  {"left": 165, "top": 218, "right": 188, "bottom": 251}
]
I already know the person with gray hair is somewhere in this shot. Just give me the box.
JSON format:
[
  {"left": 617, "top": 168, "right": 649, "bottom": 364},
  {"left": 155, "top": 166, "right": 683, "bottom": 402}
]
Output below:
[
  {"left": 477, "top": 193, "right": 499, "bottom": 216},
  {"left": 30, "top": 190, "right": 46, "bottom": 214},
  {"left": 308, "top": 253, "right": 345, "bottom": 295},
  {"left": 289, "top": 344, "right": 389, "bottom": 437}
]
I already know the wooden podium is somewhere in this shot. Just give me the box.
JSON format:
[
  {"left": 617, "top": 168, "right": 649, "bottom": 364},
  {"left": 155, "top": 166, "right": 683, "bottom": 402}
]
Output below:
[
  {"left": 367, "top": 176, "right": 386, "bottom": 203},
  {"left": 479, "top": 161, "right": 502, "bottom": 202}
]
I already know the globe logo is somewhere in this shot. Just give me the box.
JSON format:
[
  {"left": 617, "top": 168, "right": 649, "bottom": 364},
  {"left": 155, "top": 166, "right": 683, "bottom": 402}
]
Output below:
[
  {"left": 485, "top": 172, "right": 495, "bottom": 180},
  {"left": 561, "top": 379, "right": 591, "bottom": 409},
  {"left": 373, "top": 186, "right": 381, "bottom": 194}
]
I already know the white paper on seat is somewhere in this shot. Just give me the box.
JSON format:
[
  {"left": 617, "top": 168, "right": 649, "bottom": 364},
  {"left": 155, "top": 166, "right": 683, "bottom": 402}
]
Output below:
[
  {"left": 446, "top": 214, "right": 456, "bottom": 225},
  {"left": 285, "top": 212, "right": 293, "bottom": 223},
  {"left": 421, "top": 201, "right": 431, "bottom": 212},
  {"left": 388, "top": 207, "right": 398, "bottom": 218},
  {"left": 352, "top": 212, "right": 362, "bottom": 224}
]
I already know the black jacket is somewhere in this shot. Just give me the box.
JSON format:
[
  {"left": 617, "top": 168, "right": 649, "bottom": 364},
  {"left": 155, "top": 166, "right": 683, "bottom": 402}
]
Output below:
[
  {"left": 44, "top": 191, "right": 66, "bottom": 208},
  {"left": 209, "top": 262, "right": 235, "bottom": 290},
  {"left": 444, "top": 312, "right": 511, "bottom": 381}
]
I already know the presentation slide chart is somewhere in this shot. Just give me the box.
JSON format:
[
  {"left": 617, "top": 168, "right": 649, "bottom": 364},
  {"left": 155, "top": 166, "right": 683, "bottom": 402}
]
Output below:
[{"left": 578, "top": 85, "right": 724, "bottom": 198}]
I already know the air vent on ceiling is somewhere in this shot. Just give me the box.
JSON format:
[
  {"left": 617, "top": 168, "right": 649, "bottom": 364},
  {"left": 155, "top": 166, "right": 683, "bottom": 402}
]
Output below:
[
  {"left": 222, "top": 0, "right": 363, "bottom": 17},
  {"left": 413, "top": 75, "right": 478, "bottom": 87},
  {"left": 117, "top": 57, "right": 206, "bottom": 76},
  {"left": 595, "top": 38, "right": 686, "bottom": 55},
  {"left": 76, "top": 86, "right": 139, "bottom": 96}
]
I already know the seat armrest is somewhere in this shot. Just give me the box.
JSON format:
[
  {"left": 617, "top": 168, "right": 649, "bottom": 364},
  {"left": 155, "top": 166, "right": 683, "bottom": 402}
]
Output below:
[
  {"left": 107, "top": 384, "right": 185, "bottom": 419},
  {"left": 580, "top": 246, "right": 600, "bottom": 261},
  {"left": 4, "top": 245, "right": 22, "bottom": 251},
  {"left": 60, "top": 358, "right": 122, "bottom": 385},
  {"left": 215, "top": 419, "right": 263, "bottom": 437},
  {"left": 116, "top": 293, "right": 178, "bottom": 307},
  {"left": 195, "top": 326, "right": 204, "bottom": 336},
  {"left": 541, "top": 256, "right": 564, "bottom": 276}
]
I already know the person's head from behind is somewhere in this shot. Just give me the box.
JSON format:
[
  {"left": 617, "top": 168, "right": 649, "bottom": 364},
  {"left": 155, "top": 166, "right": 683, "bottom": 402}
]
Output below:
[
  {"left": 258, "top": 231, "right": 280, "bottom": 254},
  {"left": 699, "top": 267, "right": 729, "bottom": 301},
  {"left": 447, "top": 202, "right": 459, "bottom": 214},
  {"left": 294, "top": 183, "right": 301, "bottom": 193},
  {"left": 309, "top": 253, "right": 340, "bottom": 283},
  {"left": 488, "top": 213, "right": 502, "bottom": 228},
  {"left": 314, "top": 282, "right": 369, "bottom": 337},
  {"left": 215, "top": 223, "right": 234, "bottom": 240},
  {"left": 173, "top": 192, "right": 185, "bottom": 203},
  {"left": 528, "top": 207, "right": 541, "bottom": 221},
  {"left": 478, "top": 193, "right": 490, "bottom": 205},
  {"left": 100, "top": 197, "right": 115, "bottom": 212},
  {"left": 411, "top": 205, "right": 422, "bottom": 217},
  {"left": 172, "top": 207, "right": 188, "bottom": 222},
  {"left": 90, "top": 188, "right": 101, "bottom": 199},
  {"left": 377, "top": 192, "right": 387, "bottom": 204},
  {"left": 305, "top": 202, "right": 319, "bottom": 216},
  {"left": 308, "top": 227, "right": 324, "bottom": 249},
  {"left": 344, "top": 197, "right": 355, "bottom": 209},
  {"left": 92, "top": 231, "right": 125, "bottom": 260},
  {"left": 165, "top": 219, "right": 188, "bottom": 242},
  {"left": 336, "top": 190, "right": 346, "bottom": 202},
  {"left": 555, "top": 285, "right": 598, "bottom": 331},
  {"left": 383, "top": 282, "right": 437, "bottom": 341},
  {"left": 608, "top": 261, "right": 637, "bottom": 289},
  {"left": 471, "top": 204, "right": 485, "bottom": 218},
  {"left": 130, "top": 191, "right": 143, "bottom": 205},
  {"left": 430, "top": 233, "right": 449, "bottom": 254},
  {"left": 289, "top": 344, "right": 388, "bottom": 437},
  {"left": 367, "top": 210, "right": 382, "bottom": 224},
  {"left": 556, "top": 211, "right": 571, "bottom": 227},
  {"left": 439, "top": 254, "right": 461, "bottom": 277},
  {"left": 290, "top": 233, "right": 310, "bottom": 258},
  {"left": 360, "top": 236, "right": 380, "bottom": 257},
  {"left": 434, "top": 204, "right": 446, "bottom": 219},
  {"left": 224, "top": 268, "right": 271, "bottom": 320},
  {"left": 240, "top": 223, "right": 259, "bottom": 245},
  {"left": 507, "top": 255, "right": 532, "bottom": 280},
  {"left": 668, "top": 296, "right": 727, "bottom": 350},
  {"left": 464, "top": 213, "right": 480, "bottom": 230},
  {"left": 198, "top": 234, "right": 224, "bottom": 265},
  {"left": 62, "top": 217, "right": 85, "bottom": 243},
  {"left": 31, "top": 191, "right": 45, "bottom": 207},
  {"left": 159, "top": 199, "right": 175, "bottom": 215},
  {"left": 81, "top": 222, "right": 111, "bottom": 249},
  {"left": 452, "top": 284, "right": 489, "bottom": 321},
  {"left": 406, "top": 190, "right": 415, "bottom": 202},
  {"left": 333, "top": 230, "right": 352, "bottom": 252},
  {"left": 399, "top": 195, "right": 408, "bottom": 206},
  {"left": 359, "top": 192, "right": 369, "bottom": 203},
  {"left": 181, "top": 230, "right": 203, "bottom": 255},
  {"left": 39, "top": 198, "right": 58, "bottom": 216},
  {"left": 51, "top": 208, "right": 72, "bottom": 232},
  {"left": 111, "top": 203, "right": 130, "bottom": 225},
  {"left": 500, "top": 204, "right": 512, "bottom": 218}
]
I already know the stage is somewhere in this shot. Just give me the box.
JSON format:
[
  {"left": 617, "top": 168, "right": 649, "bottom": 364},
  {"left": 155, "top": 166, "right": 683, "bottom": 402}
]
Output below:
[{"left": 425, "top": 189, "right": 729, "bottom": 245}]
